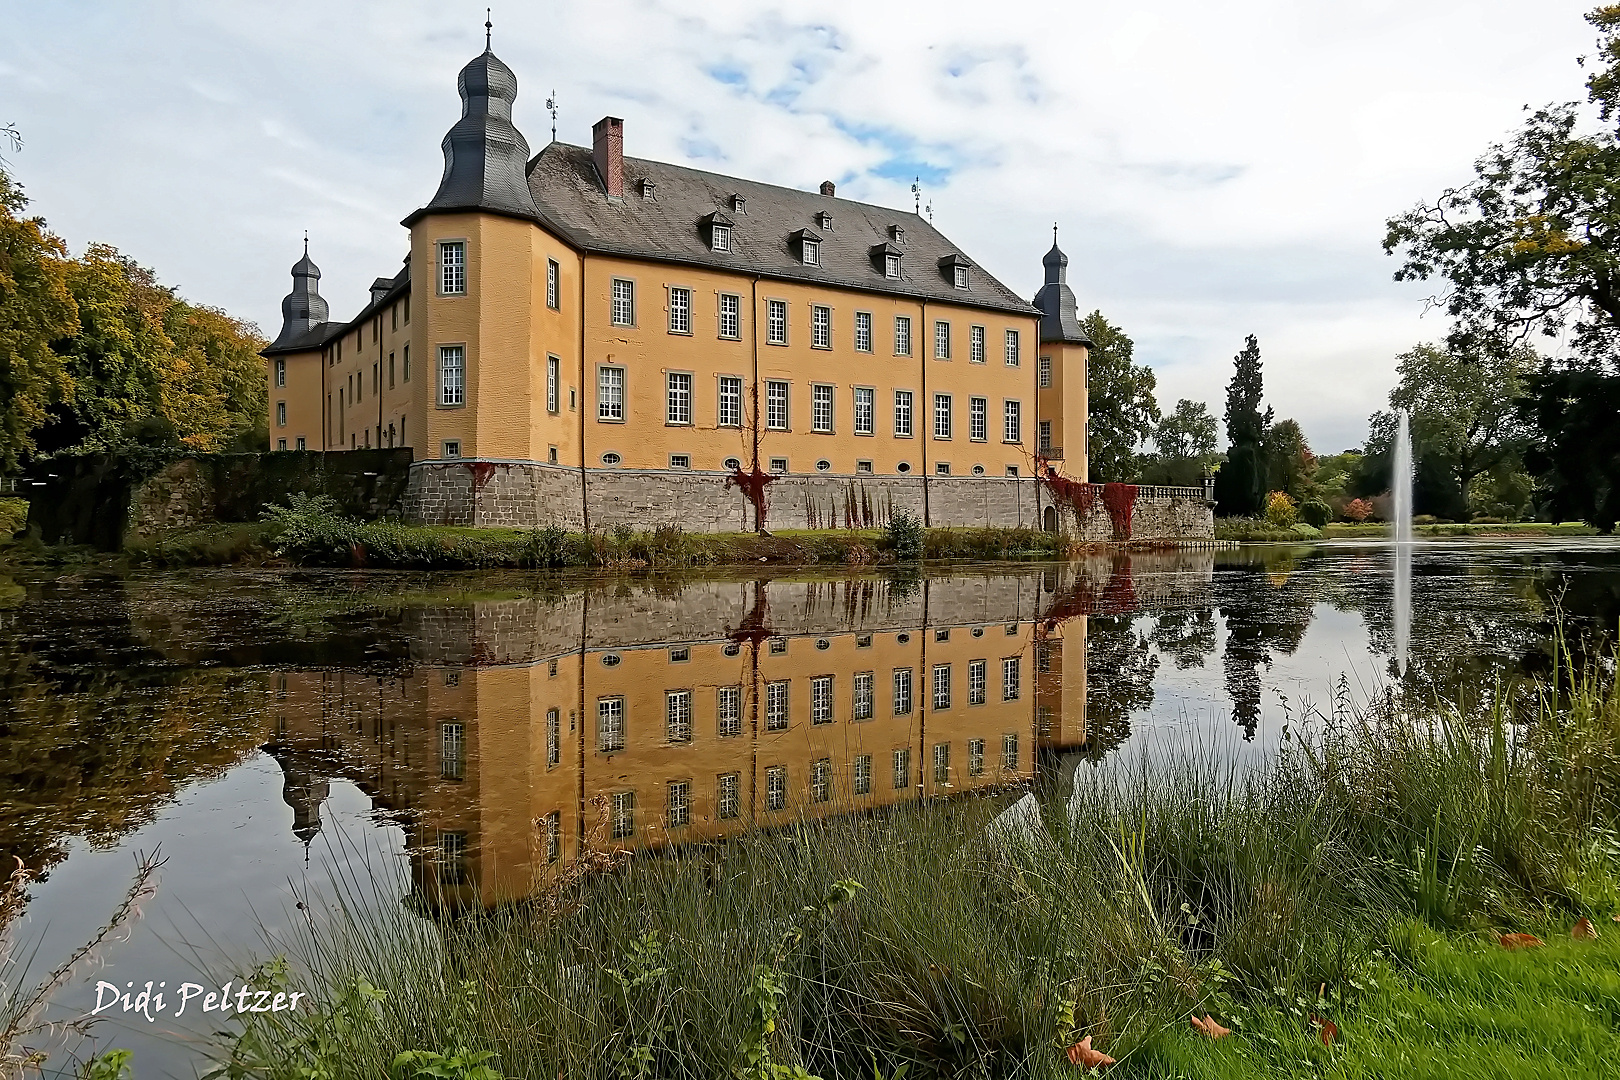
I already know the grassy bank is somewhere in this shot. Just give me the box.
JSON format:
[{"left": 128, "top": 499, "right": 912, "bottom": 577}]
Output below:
[
  {"left": 195, "top": 641, "right": 1620, "bottom": 1079},
  {"left": 1215, "top": 517, "right": 1601, "bottom": 543}
]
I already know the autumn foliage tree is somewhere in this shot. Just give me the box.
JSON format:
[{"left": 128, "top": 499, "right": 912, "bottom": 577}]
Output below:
[{"left": 0, "top": 170, "right": 76, "bottom": 471}]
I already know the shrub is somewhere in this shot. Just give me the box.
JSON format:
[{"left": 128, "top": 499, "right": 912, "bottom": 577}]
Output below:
[
  {"left": 1299, "top": 498, "right": 1332, "bottom": 528},
  {"left": 885, "top": 510, "right": 923, "bottom": 561},
  {"left": 0, "top": 497, "right": 27, "bottom": 536},
  {"left": 1264, "top": 490, "right": 1298, "bottom": 528},
  {"left": 1343, "top": 498, "right": 1374, "bottom": 523},
  {"left": 1289, "top": 522, "right": 1322, "bottom": 539}
]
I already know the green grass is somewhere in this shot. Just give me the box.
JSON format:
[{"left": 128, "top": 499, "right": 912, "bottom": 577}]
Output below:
[{"left": 1216, "top": 518, "right": 1602, "bottom": 543}]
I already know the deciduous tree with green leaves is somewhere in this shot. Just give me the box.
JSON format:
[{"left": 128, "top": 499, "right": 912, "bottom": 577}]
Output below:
[
  {"left": 0, "top": 169, "right": 76, "bottom": 471},
  {"left": 1080, "top": 311, "right": 1159, "bottom": 482}
]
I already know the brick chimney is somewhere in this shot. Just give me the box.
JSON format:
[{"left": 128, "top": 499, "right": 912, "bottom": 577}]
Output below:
[
  {"left": 593, "top": 116, "right": 624, "bottom": 199},
  {"left": 819, "top": 180, "right": 836, "bottom": 196}
]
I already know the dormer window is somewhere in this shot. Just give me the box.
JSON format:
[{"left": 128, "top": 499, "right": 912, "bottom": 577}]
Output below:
[
  {"left": 889, "top": 224, "right": 905, "bottom": 243},
  {"left": 940, "top": 253, "right": 972, "bottom": 289},
  {"left": 713, "top": 224, "right": 732, "bottom": 252},
  {"left": 638, "top": 179, "right": 656, "bottom": 199},
  {"left": 886, "top": 253, "right": 902, "bottom": 278},
  {"left": 702, "top": 210, "right": 736, "bottom": 253},
  {"left": 954, "top": 266, "right": 969, "bottom": 289},
  {"left": 730, "top": 194, "right": 746, "bottom": 214},
  {"left": 793, "top": 228, "right": 823, "bottom": 266},
  {"left": 816, "top": 211, "right": 833, "bottom": 231}
]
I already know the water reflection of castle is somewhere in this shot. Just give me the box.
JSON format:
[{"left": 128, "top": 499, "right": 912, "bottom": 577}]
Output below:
[{"left": 264, "top": 554, "right": 1217, "bottom": 907}]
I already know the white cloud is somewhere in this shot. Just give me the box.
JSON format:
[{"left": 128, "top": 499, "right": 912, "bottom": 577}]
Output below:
[{"left": 1, "top": 0, "right": 1600, "bottom": 453}]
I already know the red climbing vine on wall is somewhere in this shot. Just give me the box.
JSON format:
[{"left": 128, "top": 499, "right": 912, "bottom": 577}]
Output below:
[
  {"left": 728, "top": 466, "right": 777, "bottom": 533},
  {"left": 469, "top": 461, "right": 498, "bottom": 493},
  {"left": 1101, "top": 483, "right": 1137, "bottom": 540},
  {"left": 1039, "top": 466, "right": 1098, "bottom": 525}
]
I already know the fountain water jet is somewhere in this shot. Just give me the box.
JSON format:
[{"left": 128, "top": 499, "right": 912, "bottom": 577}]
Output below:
[{"left": 1393, "top": 410, "right": 1413, "bottom": 676}]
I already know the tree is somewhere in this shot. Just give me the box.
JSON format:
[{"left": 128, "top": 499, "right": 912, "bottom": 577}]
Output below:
[
  {"left": 1384, "top": 8, "right": 1620, "bottom": 369},
  {"left": 1080, "top": 311, "right": 1160, "bottom": 482},
  {"left": 1366, "top": 340, "right": 1532, "bottom": 512},
  {"left": 1214, "top": 334, "right": 1272, "bottom": 516},
  {"left": 1519, "top": 367, "right": 1620, "bottom": 530},
  {"left": 1264, "top": 418, "right": 1315, "bottom": 500},
  {"left": 0, "top": 169, "right": 76, "bottom": 471},
  {"left": 1153, "top": 398, "right": 1219, "bottom": 460}
]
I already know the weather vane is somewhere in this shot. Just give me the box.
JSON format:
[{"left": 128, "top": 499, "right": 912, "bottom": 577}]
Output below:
[
  {"left": 925, "top": 199, "right": 933, "bottom": 223},
  {"left": 911, "top": 176, "right": 920, "bottom": 215},
  {"left": 485, "top": 8, "right": 492, "bottom": 50},
  {"left": 546, "top": 89, "right": 559, "bottom": 144}
]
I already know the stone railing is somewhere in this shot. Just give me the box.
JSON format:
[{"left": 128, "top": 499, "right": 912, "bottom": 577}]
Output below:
[{"left": 1131, "top": 484, "right": 1209, "bottom": 502}]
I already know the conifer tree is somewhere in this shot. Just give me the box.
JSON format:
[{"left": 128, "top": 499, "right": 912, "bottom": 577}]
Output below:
[{"left": 1215, "top": 334, "right": 1272, "bottom": 516}]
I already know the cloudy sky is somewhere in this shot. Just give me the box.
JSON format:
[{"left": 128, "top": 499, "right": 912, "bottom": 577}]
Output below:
[{"left": 1, "top": 0, "right": 1602, "bottom": 452}]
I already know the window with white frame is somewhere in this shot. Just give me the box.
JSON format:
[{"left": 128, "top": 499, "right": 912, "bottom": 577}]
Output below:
[
  {"left": 894, "top": 315, "right": 911, "bottom": 355},
  {"left": 1038, "top": 354, "right": 1052, "bottom": 388},
  {"left": 811, "top": 758, "right": 831, "bottom": 802},
  {"left": 543, "top": 810, "right": 561, "bottom": 861},
  {"left": 1039, "top": 420, "right": 1052, "bottom": 452},
  {"left": 954, "top": 265, "right": 970, "bottom": 289},
  {"left": 934, "top": 394, "right": 952, "bottom": 440},
  {"left": 718, "top": 376, "right": 743, "bottom": 427},
  {"left": 275, "top": 358, "right": 286, "bottom": 386},
  {"left": 894, "top": 390, "right": 913, "bottom": 437},
  {"left": 718, "top": 772, "right": 740, "bottom": 819},
  {"left": 597, "top": 696, "right": 625, "bottom": 752},
  {"left": 598, "top": 366, "right": 624, "bottom": 421},
  {"left": 811, "top": 304, "right": 831, "bottom": 349},
  {"left": 438, "top": 831, "right": 467, "bottom": 883},
  {"left": 854, "top": 311, "right": 873, "bottom": 352},
  {"left": 811, "top": 675, "right": 833, "bottom": 724},
  {"left": 546, "top": 708, "right": 561, "bottom": 768},
  {"left": 712, "top": 223, "right": 732, "bottom": 252},
  {"left": 667, "top": 781, "right": 690, "bottom": 827},
  {"left": 766, "top": 765, "right": 787, "bottom": 810},
  {"left": 853, "top": 671, "right": 874, "bottom": 720},
  {"left": 442, "top": 440, "right": 461, "bottom": 459},
  {"left": 767, "top": 299, "right": 787, "bottom": 344},
  {"left": 803, "top": 239, "right": 821, "bottom": 266},
  {"left": 1005, "top": 328, "right": 1021, "bottom": 366},
  {"left": 440, "top": 722, "right": 465, "bottom": 780},
  {"left": 546, "top": 259, "right": 560, "bottom": 309},
  {"left": 766, "top": 679, "right": 789, "bottom": 730},
  {"left": 892, "top": 667, "right": 913, "bottom": 715},
  {"left": 276, "top": 402, "right": 286, "bottom": 427},
  {"left": 438, "top": 346, "right": 465, "bottom": 407},
  {"left": 968, "top": 659, "right": 987, "bottom": 705},
  {"left": 547, "top": 355, "right": 560, "bottom": 414},
  {"left": 667, "top": 372, "right": 692, "bottom": 425},
  {"left": 970, "top": 397, "right": 987, "bottom": 442},
  {"left": 611, "top": 790, "right": 635, "bottom": 839},
  {"left": 719, "top": 293, "right": 741, "bottom": 339},
  {"left": 934, "top": 320, "right": 951, "bottom": 359},
  {"left": 812, "top": 384, "right": 834, "bottom": 432},
  {"left": 1004, "top": 400, "right": 1022, "bottom": 443},
  {"left": 1003, "top": 656, "right": 1021, "bottom": 700},
  {"left": 718, "top": 685, "right": 742, "bottom": 737},
  {"left": 854, "top": 387, "right": 874, "bottom": 435},
  {"left": 769, "top": 457, "right": 788, "bottom": 473},
  {"left": 666, "top": 689, "right": 692, "bottom": 742},
  {"left": 892, "top": 747, "right": 911, "bottom": 790},
  {"left": 933, "top": 663, "right": 951, "bottom": 710},
  {"left": 854, "top": 753, "right": 872, "bottom": 795},
  {"left": 885, "top": 253, "right": 902, "bottom": 278},
  {"left": 438, "top": 240, "right": 466, "bottom": 294},
  {"left": 611, "top": 278, "right": 635, "bottom": 326},
  {"left": 970, "top": 325, "right": 985, "bottom": 364},
  {"left": 668, "top": 286, "right": 691, "bottom": 334},
  {"left": 1003, "top": 732, "right": 1020, "bottom": 771},
  {"left": 766, "top": 381, "right": 789, "bottom": 429},
  {"left": 968, "top": 738, "right": 985, "bottom": 776},
  {"left": 932, "top": 742, "right": 950, "bottom": 784}
]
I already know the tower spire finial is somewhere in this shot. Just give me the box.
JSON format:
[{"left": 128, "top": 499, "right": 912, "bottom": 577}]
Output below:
[
  {"left": 485, "top": 8, "right": 492, "bottom": 51},
  {"left": 1053, "top": 222, "right": 1058, "bottom": 245},
  {"left": 303, "top": 229, "right": 309, "bottom": 256}
]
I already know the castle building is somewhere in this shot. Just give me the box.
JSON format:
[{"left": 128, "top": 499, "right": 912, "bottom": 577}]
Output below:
[{"left": 262, "top": 39, "right": 1093, "bottom": 532}]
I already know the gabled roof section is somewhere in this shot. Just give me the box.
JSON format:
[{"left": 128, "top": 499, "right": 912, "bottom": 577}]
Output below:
[{"left": 525, "top": 143, "right": 1038, "bottom": 317}]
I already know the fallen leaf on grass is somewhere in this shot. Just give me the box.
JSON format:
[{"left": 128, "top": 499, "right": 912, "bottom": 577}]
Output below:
[
  {"left": 1499, "top": 933, "right": 1543, "bottom": 949},
  {"left": 1190, "top": 1014, "right": 1232, "bottom": 1039},
  {"left": 1573, "top": 918, "right": 1598, "bottom": 940},
  {"left": 1311, "top": 1015, "right": 1338, "bottom": 1045},
  {"left": 1066, "top": 1036, "right": 1115, "bottom": 1068}
]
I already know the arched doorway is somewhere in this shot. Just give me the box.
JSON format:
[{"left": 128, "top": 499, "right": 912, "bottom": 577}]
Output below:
[{"left": 1043, "top": 505, "right": 1059, "bottom": 533}]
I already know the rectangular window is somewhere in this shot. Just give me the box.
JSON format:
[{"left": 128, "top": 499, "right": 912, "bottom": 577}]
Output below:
[
  {"left": 934, "top": 320, "right": 951, "bottom": 359},
  {"left": 719, "top": 293, "right": 741, "bottom": 339},
  {"left": 1004, "top": 400, "right": 1022, "bottom": 443},
  {"left": 597, "top": 696, "right": 625, "bottom": 752},
  {"left": 546, "top": 708, "right": 561, "bottom": 768},
  {"left": 668, "top": 286, "right": 691, "bottom": 334},
  {"left": 854, "top": 311, "right": 873, "bottom": 352},
  {"left": 766, "top": 765, "right": 787, "bottom": 811},
  {"left": 712, "top": 223, "right": 732, "bottom": 252},
  {"left": 718, "top": 376, "right": 743, "bottom": 427},
  {"left": 442, "top": 440, "right": 461, "bottom": 459},
  {"left": 438, "top": 240, "right": 465, "bottom": 295},
  {"left": 766, "top": 680, "right": 789, "bottom": 731},
  {"left": 611, "top": 278, "right": 635, "bottom": 326},
  {"left": 1003, "top": 656, "right": 1022, "bottom": 700},
  {"left": 892, "top": 667, "right": 913, "bottom": 715},
  {"left": 598, "top": 366, "right": 624, "bottom": 421},
  {"left": 767, "top": 299, "right": 787, "bottom": 344},
  {"left": 1039, "top": 420, "right": 1053, "bottom": 452},
  {"left": 438, "top": 346, "right": 465, "bottom": 407},
  {"left": 1003, "top": 733, "right": 1020, "bottom": 771},
  {"left": 440, "top": 722, "right": 465, "bottom": 780},
  {"left": 546, "top": 259, "right": 560, "bottom": 309},
  {"left": 811, "top": 304, "right": 831, "bottom": 349},
  {"left": 544, "top": 810, "right": 561, "bottom": 862},
  {"left": 854, "top": 387, "right": 874, "bottom": 435},
  {"left": 934, "top": 394, "right": 952, "bottom": 440},
  {"left": 893, "top": 747, "right": 911, "bottom": 790},
  {"left": 295, "top": 437, "right": 305, "bottom": 450},
  {"left": 275, "top": 358, "right": 286, "bottom": 387},
  {"left": 1038, "top": 355, "right": 1052, "bottom": 388},
  {"left": 968, "top": 738, "right": 985, "bottom": 777},
  {"left": 811, "top": 675, "right": 834, "bottom": 725},
  {"left": 854, "top": 754, "right": 872, "bottom": 796},
  {"left": 389, "top": 352, "right": 396, "bottom": 389},
  {"left": 811, "top": 758, "right": 831, "bottom": 803},
  {"left": 718, "top": 685, "right": 742, "bottom": 737},
  {"left": 766, "top": 381, "right": 789, "bottom": 430},
  {"left": 856, "top": 459, "right": 873, "bottom": 473},
  {"left": 933, "top": 742, "right": 950, "bottom": 785},
  {"left": 968, "top": 659, "right": 987, "bottom": 705},
  {"left": 935, "top": 462, "right": 951, "bottom": 476},
  {"left": 885, "top": 253, "right": 902, "bottom": 278},
  {"left": 970, "top": 397, "right": 987, "bottom": 442},
  {"left": 718, "top": 772, "right": 740, "bottom": 819},
  {"left": 403, "top": 343, "right": 410, "bottom": 382},
  {"left": 438, "top": 831, "right": 467, "bottom": 883},
  {"left": 547, "top": 355, "right": 560, "bottom": 414},
  {"left": 812, "top": 384, "right": 834, "bottom": 433},
  {"left": 277, "top": 439, "right": 287, "bottom": 451},
  {"left": 1005, "top": 328, "right": 1021, "bottom": 366},
  {"left": 894, "top": 315, "right": 911, "bottom": 355},
  {"left": 853, "top": 671, "right": 874, "bottom": 720},
  {"left": 803, "top": 239, "right": 821, "bottom": 265},
  {"left": 667, "top": 780, "right": 691, "bottom": 828},
  {"left": 894, "top": 390, "right": 913, "bottom": 437},
  {"left": 666, "top": 689, "right": 693, "bottom": 742},
  {"left": 667, "top": 372, "right": 692, "bottom": 425},
  {"left": 611, "top": 790, "right": 635, "bottom": 839},
  {"left": 933, "top": 663, "right": 951, "bottom": 710},
  {"left": 970, "top": 325, "right": 985, "bottom": 364},
  {"left": 276, "top": 401, "right": 286, "bottom": 427},
  {"left": 769, "top": 457, "right": 788, "bottom": 473},
  {"left": 955, "top": 265, "right": 970, "bottom": 289}
]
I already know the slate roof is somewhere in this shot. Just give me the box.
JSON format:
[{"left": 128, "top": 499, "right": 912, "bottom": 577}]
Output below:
[
  {"left": 1032, "top": 241, "right": 1092, "bottom": 346},
  {"left": 263, "top": 321, "right": 345, "bottom": 356},
  {"left": 523, "top": 143, "right": 1039, "bottom": 318},
  {"left": 262, "top": 264, "right": 409, "bottom": 357}
]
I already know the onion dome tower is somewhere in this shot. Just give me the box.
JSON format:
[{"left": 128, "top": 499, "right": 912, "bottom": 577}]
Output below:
[
  {"left": 413, "top": 18, "right": 541, "bottom": 222},
  {"left": 1032, "top": 227, "right": 1092, "bottom": 345},
  {"left": 269, "top": 238, "right": 330, "bottom": 350}
]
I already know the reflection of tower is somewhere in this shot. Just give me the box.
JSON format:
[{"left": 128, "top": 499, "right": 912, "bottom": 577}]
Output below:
[{"left": 267, "top": 747, "right": 330, "bottom": 850}]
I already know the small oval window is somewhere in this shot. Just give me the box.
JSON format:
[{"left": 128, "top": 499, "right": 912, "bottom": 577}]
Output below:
[
  {"left": 601, "top": 653, "right": 621, "bottom": 667},
  {"left": 722, "top": 643, "right": 741, "bottom": 657},
  {"left": 972, "top": 627, "right": 984, "bottom": 637},
  {"left": 723, "top": 457, "right": 742, "bottom": 471},
  {"left": 601, "top": 452, "right": 622, "bottom": 466},
  {"left": 897, "top": 461, "right": 912, "bottom": 474},
  {"left": 816, "top": 638, "right": 830, "bottom": 650},
  {"left": 972, "top": 464, "right": 986, "bottom": 476},
  {"left": 897, "top": 632, "right": 911, "bottom": 644},
  {"left": 816, "top": 459, "right": 831, "bottom": 472}
]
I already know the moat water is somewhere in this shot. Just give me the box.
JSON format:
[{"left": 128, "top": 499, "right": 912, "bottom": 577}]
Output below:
[{"left": 3, "top": 538, "right": 1620, "bottom": 1077}]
